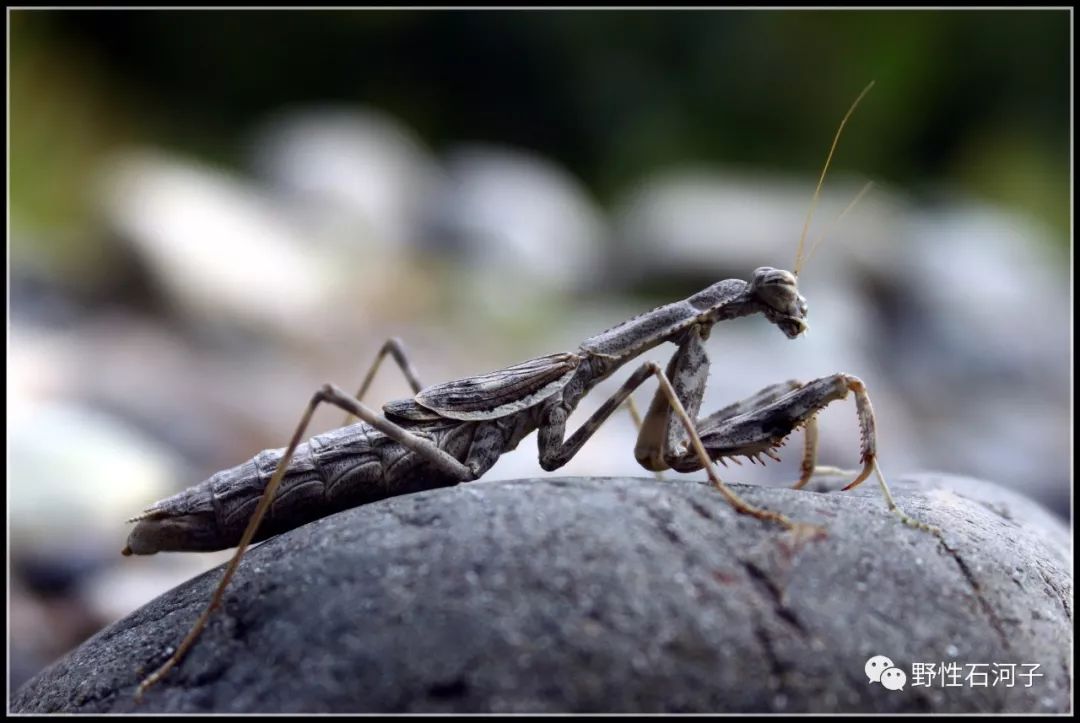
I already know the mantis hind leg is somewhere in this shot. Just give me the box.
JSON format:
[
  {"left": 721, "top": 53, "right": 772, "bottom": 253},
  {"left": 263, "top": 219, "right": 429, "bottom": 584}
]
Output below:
[
  {"left": 342, "top": 337, "right": 426, "bottom": 426},
  {"left": 135, "top": 383, "right": 473, "bottom": 699}
]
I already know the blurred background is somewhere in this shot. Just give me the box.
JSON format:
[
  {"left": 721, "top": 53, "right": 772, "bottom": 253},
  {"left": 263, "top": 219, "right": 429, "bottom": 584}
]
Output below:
[{"left": 9, "top": 9, "right": 1071, "bottom": 691}]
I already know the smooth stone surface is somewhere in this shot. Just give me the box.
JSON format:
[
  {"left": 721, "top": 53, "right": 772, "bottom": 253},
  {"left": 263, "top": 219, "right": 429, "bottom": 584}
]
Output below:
[{"left": 12, "top": 473, "right": 1072, "bottom": 713}]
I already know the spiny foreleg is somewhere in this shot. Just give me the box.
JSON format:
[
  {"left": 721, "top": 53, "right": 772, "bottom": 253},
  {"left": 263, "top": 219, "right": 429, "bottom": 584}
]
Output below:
[
  {"left": 536, "top": 359, "right": 803, "bottom": 530},
  {"left": 672, "top": 373, "right": 940, "bottom": 536},
  {"left": 689, "top": 379, "right": 820, "bottom": 488},
  {"left": 633, "top": 324, "right": 712, "bottom": 472}
]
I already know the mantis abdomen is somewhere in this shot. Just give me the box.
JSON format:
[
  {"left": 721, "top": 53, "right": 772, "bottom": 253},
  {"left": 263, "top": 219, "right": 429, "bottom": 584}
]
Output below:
[{"left": 124, "top": 419, "right": 487, "bottom": 555}]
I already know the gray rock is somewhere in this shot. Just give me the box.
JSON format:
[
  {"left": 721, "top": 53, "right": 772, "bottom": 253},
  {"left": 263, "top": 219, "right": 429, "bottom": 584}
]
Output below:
[{"left": 11, "top": 473, "right": 1072, "bottom": 713}]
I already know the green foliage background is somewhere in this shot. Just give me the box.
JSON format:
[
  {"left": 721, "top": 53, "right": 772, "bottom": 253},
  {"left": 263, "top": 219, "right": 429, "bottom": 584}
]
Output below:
[{"left": 11, "top": 9, "right": 1071, "bottom": 282}]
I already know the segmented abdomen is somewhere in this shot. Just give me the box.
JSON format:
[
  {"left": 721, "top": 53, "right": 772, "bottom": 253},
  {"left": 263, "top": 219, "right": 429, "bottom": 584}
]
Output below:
[
  {"left": 212, "top": 424, "right": 381, "bottom": 544},
  {"left": 211, "top": 419, "right": 471, "bottom": 546}
]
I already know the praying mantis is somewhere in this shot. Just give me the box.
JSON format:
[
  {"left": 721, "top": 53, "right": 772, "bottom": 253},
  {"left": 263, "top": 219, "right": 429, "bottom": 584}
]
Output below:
[{"left": 124, "top": 81, "right": 938, "bottom": 697}]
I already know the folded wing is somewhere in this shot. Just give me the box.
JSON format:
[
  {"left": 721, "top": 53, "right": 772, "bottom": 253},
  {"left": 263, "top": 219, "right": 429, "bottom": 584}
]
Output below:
[{"left": 413, "top": 352, "right": 581, "bottom": 420}]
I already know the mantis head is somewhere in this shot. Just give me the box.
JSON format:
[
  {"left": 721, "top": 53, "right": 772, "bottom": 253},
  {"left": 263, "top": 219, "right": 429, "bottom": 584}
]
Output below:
[
  {"left": 751, "top": 266, "right": 808, "bottom": 339},
  {"left": 759, "top": 81, "right": 874, "bottom": 341}
]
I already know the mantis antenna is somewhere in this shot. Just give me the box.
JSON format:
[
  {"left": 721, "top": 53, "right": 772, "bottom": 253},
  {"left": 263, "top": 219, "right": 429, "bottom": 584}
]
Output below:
[
  {"left": 793, "top": 80, "right": 875, "bottom": 277},
  {"left": 803, "top": 180, "right": 875, "bottom": 269}
]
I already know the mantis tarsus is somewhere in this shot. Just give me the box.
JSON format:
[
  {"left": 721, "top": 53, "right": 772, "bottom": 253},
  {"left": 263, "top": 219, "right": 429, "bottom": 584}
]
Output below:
[{"left": 124, "top": 81, "right": 939, "bottom": 698}]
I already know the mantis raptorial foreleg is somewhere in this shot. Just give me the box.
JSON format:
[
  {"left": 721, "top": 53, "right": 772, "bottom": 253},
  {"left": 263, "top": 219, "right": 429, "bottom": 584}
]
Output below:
[
  {"left": 629, "top": 328, "right": 804, "bottom": 490},
  {"left": 677, "top": 375, "right": 868, "bottom": 481},
  {"left": 660, "top": 372, "right": 939, "bottom": 536},
  {"left": 689, "top": 379, "right": 820, "bottom": 489},
  {"left": 697, "top": 380, "right": 805, "bottom": 427},
  {"left": 634, "top": 325, "right": 713, "bottom": 472},
  {"left": 136, "top": 382, "right": 477, "bottom": 698},
  {"left": 537, "top": 359, "right": 800, "bottom": 529},
  {"left": 631, "top": 328, "right": 826, "bottom": 487}
]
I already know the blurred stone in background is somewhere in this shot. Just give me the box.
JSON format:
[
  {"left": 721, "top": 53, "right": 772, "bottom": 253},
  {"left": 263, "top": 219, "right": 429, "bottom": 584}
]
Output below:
[
  {"left": 249, "top": 106, "right": 441, "bottom": 258},
  {"left": 100, "top": 151, "right": 346, "bottom": 338},
  {"left": 428, "top": 144, "right": 605, "bottom": 292}
]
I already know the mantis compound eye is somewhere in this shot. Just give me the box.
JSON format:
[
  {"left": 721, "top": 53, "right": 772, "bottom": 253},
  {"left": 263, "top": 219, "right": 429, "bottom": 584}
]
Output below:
[
  {"left": 750, "top": 267, "right": 808, "bottom": 338},
  {"left": 751, "top": 268, "right": 800, "bottom": 306}
]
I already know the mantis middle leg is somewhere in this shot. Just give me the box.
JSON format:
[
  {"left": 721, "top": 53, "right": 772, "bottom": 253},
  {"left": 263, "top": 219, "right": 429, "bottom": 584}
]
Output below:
[{"left": 536, "top": 357, "right": 801, "bottom": 528}]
